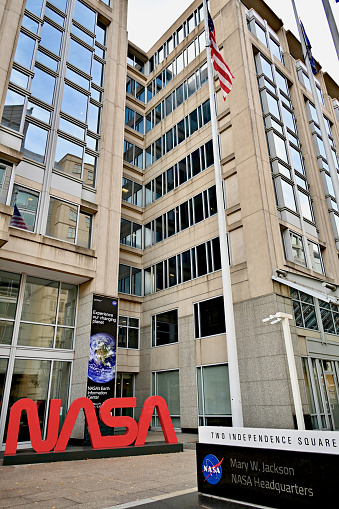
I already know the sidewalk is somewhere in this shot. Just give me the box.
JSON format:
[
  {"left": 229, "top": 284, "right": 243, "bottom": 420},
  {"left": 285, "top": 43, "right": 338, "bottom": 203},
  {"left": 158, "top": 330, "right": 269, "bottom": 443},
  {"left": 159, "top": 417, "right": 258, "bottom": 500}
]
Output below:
[{"left": 0, "top": 432, "right": 199, "bottom": 509}]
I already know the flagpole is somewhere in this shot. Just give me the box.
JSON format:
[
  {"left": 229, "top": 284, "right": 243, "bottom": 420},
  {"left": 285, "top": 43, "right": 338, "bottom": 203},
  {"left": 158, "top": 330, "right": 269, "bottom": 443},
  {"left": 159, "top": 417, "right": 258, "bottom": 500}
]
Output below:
[
  {"left": 291, "top": 0, "right": 339, "bottom": 210},
  {"left": 202, "top": 0, "right": 243, "bottom": 427},
  {"left": 322, "top": 0, "right": 339, "bottom": 61}
]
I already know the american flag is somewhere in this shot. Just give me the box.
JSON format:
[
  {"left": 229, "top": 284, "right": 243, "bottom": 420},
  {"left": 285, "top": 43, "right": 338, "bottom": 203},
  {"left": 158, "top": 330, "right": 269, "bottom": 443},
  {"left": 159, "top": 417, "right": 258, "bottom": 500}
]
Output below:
[
  {"left": 10, "top": 204, "right": 28, "bottom": 230},
  {"left": 208, "top": 12, "right": 234, "bottom": 100}
]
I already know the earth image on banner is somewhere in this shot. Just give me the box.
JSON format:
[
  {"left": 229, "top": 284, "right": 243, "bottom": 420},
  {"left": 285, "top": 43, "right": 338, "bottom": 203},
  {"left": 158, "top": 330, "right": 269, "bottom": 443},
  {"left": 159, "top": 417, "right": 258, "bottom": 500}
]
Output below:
[{"left": 88, "top": 332, "right": 116, "bottom": 383}]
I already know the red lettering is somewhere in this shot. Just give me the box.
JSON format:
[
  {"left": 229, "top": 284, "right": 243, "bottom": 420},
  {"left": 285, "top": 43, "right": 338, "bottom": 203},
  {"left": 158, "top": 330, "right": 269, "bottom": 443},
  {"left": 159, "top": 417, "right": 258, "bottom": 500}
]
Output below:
[
  {"left": 135, "top": 396, "right": 178, "bottom": 445},
  {"left": 5, "top": 396, "right": 177, "bottom": 455},
  {"left": 5, "top": 398, "right": 61, "bottom": 455}
]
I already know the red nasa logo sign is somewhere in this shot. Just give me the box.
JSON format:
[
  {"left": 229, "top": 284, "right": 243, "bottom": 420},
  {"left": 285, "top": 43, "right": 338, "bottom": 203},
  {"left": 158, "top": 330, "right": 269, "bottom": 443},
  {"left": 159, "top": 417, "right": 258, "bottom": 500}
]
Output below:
[{"left": 5, "top": 396, "right": 177, "bottom": 455}]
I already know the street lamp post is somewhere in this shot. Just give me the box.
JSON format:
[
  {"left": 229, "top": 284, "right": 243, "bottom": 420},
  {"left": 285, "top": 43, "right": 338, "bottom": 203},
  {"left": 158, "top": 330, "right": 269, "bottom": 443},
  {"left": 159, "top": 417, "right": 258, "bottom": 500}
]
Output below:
[{"left": 262, "top": 312, "right": 305, "bottom": 430}]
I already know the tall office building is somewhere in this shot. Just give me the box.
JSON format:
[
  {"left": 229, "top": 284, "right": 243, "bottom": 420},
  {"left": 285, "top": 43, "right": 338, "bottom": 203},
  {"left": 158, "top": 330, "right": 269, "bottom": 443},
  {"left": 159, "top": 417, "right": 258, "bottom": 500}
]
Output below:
[{"left": 0, "top": 0, "right": 339, "bottom": 450}]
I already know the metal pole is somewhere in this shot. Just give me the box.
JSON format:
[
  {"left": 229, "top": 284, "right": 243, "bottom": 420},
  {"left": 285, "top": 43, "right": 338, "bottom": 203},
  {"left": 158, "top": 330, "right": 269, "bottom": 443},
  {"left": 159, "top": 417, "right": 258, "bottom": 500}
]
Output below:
[
  {"left": 276, "top": 313, "right": 305, "bottom": 430},
  {"left": 202, "top": 0, "right": 243, "bottom": 427},
  {"left": 322, "top": 0, "right": 339, "bottom": 61},
  {"left": 291, "top": 0, "right": 339, "bottom": 209}
]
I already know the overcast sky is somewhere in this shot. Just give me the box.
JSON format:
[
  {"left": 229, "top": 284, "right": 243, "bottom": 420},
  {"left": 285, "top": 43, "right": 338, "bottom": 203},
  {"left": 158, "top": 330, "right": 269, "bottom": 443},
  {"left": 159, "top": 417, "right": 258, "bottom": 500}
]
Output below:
[{"left": 127, "top": 0, "right": 339, "bottom": 84}]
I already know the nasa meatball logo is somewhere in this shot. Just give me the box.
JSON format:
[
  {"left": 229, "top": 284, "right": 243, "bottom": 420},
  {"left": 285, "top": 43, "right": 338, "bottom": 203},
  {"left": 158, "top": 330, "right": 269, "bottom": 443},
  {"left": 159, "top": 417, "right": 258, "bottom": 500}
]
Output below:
[
  {"left": 202, "top": 454, "right": 223, "bottom": 484},
  {"left": 112, "top": 300, "right": 117, "bottom": 306}
]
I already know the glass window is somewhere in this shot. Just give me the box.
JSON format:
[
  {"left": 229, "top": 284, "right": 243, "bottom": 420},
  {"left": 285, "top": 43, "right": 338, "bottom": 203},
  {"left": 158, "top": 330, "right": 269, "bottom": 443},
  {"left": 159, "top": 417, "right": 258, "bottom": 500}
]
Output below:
[
  {"left": 180, "top": 201, "right": 189, "bottom": 230},
  {"left": 54, "top": 136, "right": 83, "bottom": 173},
  {"left": 25, "top": 0, "right": 44, "bottom": 16},
  {"left": 290, "top": 231, "right": 306, "bottom": 267},
  {"left": 152, "top": 370, "right": 180, "bottom": 428},
  {"left": 87, "top": 102, "right": 100, "bottom": 133},
  {"left": 21, "top": 122, "right": 48, "bottom": 163},
  {"left": 202, "top": 100, "right": 211, "bottom": 124},
  {"left": 308, "top": 241, "right": 323, "bottom": 274},
  {"left": 196, "top": 243, "right": 207, "bottom": 276},
  {"left": 118, "top": 316, "right": 139, "bottom": 349},
  {"left": 61, "top": 84, "right": 88, "bottom": 121},
  {"left": 40, "top": 22, "right": 63, "bottom": 56},
  {"left": 68, "top": 39, "right": 92, "bottom": 75},
  {"left": 272, "top": 132, "right": 288, "bottom": 163},
  {"left": 92, "top": 59, "right": 104, "bottom": 86},
  {"left": 66, "top": 67, "right": 90, "bottom": 90},
  {"left": 77, "top": 211, "right": 92, "bottom": 248},
  {"left": 21, "top": 276, "right": 59, "bottom": 325},
  {"left": 10, "top": 185, "right": 39, "bottom": 232},
  {"left": 280, "top": 180, "right": 296, "bottom": 211},
  {"left": 255, "top": 22, "right": 267, "bottom": 46},
  {"left": 45, "top": 6, "right": 64, "bottom": 27},
  {"left": 36, "top": 50, "right": 58, "bottom": 72},
  {"left": 152, "top": 309, "right": 178, "bottom": 347},
  {"left": 27, "top": 101, "right": 50, "bottom": 124},
  {"left": 1, "top": 89, "right": 25, "bottom": 131},
  {"left": 10, "top": 68, "right": 29, "bottom": 89},
  {"left": 298, "top": 190, "right": 313, "bottom": 222},
  {"left": 30, "top": 68, "right": 55, "bottom": 105},
  {"left": 73, "top": 0, "right": 96, "bottom": 32},
  {"left": 46, "top": 197, "right": 78, "bottom": 244},
  {"left": 168, "top": 256, "right": 177, "bottom": 287},
  {"left": 14, "top": 32, "right": 36, "bottom": 69},
  {"left": 181, "top": 250, "right": 191, "bottom": 282},
  {"left": 197, "top": 364, "right": 231, "bottom": 426},
  {"left": 194, "top": 296, "right": 225, "bottom": 338},
  {"left": 194, "top": 193, "right": 204, "bottom": 223}
]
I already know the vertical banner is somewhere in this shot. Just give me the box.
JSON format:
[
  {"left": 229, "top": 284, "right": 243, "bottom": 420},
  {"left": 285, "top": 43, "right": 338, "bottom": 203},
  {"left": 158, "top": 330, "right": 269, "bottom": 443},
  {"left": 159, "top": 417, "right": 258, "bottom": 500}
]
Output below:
[{"left": 86, "top": 295, "right": 118, "bottom": 410}]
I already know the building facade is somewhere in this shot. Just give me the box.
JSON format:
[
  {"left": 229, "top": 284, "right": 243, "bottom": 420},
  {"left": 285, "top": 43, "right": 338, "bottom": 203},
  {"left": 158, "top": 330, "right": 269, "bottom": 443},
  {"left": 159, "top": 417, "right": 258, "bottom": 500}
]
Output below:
[{"left": 0, "top": 0, "right": 339, "bottom": 450}]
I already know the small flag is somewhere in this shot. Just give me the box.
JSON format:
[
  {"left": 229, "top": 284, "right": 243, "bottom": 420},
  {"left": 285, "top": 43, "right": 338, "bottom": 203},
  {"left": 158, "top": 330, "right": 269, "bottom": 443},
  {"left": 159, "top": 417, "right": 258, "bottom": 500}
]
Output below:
[
  {"left": 300, "top": 21, "right": 317, "bottom": 74},
  {"left": 208, "top": 12, "right": 234, "bottom": 100},
  {"left": 10, "top": 204, "right": 28, "bottom": 230}
]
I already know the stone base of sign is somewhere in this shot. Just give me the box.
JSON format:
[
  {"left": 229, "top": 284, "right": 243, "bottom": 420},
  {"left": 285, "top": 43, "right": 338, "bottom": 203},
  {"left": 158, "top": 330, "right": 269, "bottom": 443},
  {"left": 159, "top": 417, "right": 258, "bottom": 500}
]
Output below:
[{"left": 3, "top": 441, "right": 183, "bottom": 466}]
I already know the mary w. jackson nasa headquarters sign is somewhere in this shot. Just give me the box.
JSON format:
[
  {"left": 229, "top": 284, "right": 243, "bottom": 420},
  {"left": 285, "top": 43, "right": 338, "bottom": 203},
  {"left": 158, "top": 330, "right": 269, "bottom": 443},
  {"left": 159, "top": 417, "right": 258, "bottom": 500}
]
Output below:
[{"left": 197, "top": 426, "right": 339, "bottom": 508}]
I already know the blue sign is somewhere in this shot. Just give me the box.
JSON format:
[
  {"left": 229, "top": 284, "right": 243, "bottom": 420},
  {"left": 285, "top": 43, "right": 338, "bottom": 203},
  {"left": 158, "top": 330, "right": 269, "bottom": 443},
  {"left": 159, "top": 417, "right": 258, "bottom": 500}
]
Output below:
[{"left": 202, "top": 454, "right": 223, "bottom": 485}]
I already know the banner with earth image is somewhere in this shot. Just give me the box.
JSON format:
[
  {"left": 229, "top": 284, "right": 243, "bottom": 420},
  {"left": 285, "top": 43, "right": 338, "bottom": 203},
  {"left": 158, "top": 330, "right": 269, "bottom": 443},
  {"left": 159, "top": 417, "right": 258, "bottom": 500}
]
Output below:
[{"left": 86, "top": 295, "right": 118, "bottom": 411}]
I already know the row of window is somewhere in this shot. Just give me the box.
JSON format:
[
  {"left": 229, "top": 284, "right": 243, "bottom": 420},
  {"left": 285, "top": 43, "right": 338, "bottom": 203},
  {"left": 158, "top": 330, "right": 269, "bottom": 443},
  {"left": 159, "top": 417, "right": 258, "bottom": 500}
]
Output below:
[
  {"left": 144, "top": 185, "right": 218, "bottom": 248},
  {"left": 281, "top": 229, "right": 324, "bottom": 274},
  {"left": 291, "top": 288, "right": 339, "bottom": 336},
  {"left": 144, "top": 236, "right": 222, "bottom": 295},
  {"left": 0, "top": 270, "right": 77, "bottom": 350},
  {"left": 126, "top": 75, "right": 146, "bottom": 103},
  {"left": 147, "top": 31, "right": 206, "bottom": 102},
  {"left": 127, "top": 51, "right": 145, "bottom": 74},
  {"left": 118, "top": 236, "right": 223, "bottom": 297},
  {"left": 247, "top": 9, "right": 284, "bottom": 64},
  {"left": 145, "top": 99, "right": 211, "bottom": 168},
  {"left": 145, "top": 62, "right": 208, "bottom": 131},
  {"left": 121, "top": 140, "right": 214, "bottom": 209},
  {"left": 151, "top": 361, "right": 231, "bottom": 429},
  {"left": 147, "top": 140, "right": 214, "bottom": 203},
  {"left": 149, "top": 2, "right": 206, "bottom": 72},
  {"left": 9, "top": 184, "right": 92, "bottom": 248},
  {"left": 1, "top": 0, "right": 106, "bottom": 189}
]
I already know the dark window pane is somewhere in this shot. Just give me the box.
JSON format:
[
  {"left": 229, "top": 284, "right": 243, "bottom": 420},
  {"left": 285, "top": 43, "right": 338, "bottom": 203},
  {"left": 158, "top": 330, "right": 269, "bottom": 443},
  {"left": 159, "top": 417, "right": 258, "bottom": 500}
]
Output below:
[
  {"left": 167, "top": 167, "right": 174, "bottom": 192},
  {"left": 156, "top": 262, "right": 163, "bottom": 291},
  {"left": 194, "top": 193, "right": 204, "bottom": 223},
  {"left": 168, "top": 209, "right": 175, "bottom": 237},
  {"left": 179, "top": 158, "right": 187, "bottom": 184},
  {"left": 182, "top": 250, "right": 191, "bottom": 282},
  {"left": 212, "top": 237, "right": 221, "bottom": 271},
  {"left": 180, "top": 201, "right": 189, "bottom": 230},
  {"left": 202, "top": 100, "right": 211, "bottom": 124},
  {"left": 196, "top": 243, "right": 207, "bottom": 276},
  {"left": 192, "top": 148, "right": 200, "bottom": 176},
  {"left": 205, "top": 140, "right": 214, "bottom": 167},
  {"left": 198, "top": 296, "right": 225, "bottom": 338},
  {"left": 190, "top": 109, "right": 198, "bottom": 134},
  {"left": 208, "top": 186, "right": 217, "bottom": 216},
  {"left": 178, "top": 119, "right": 185, "bottom": 144},
  {"left": 168, "top": 257, "right": 177, "bottom": 287},
  {"left": 153, "top": 309, "right": 178, "bottom": 346}
]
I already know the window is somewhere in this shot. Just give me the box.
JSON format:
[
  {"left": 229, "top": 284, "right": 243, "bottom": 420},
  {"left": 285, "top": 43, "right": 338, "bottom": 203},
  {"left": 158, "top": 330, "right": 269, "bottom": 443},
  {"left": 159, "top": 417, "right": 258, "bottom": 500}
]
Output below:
[
  {"left": 0, "top": 270, "right": 21, "bottom": 346},
  {"left": 115, "top": 373, "right": 135, "bottom": 416},
  {"left": 291, "top": 288, "right": 318, "bottom": 330},
  {"left": 290, "top": 231, "right": 306, "bottom": 267},
  {"left": 152, "top": 309, "right": 178, "bottom": 347},
  {"left": 194, "top": 296, "right": 225, "bottom": 339},
  {"left": 118, "top": 264, "right": 141, "bottom": 296},
  {"left": 10, "top": 185, "right": 39, "bottom": 232},
  {"left": 152, "top": 370, "right": 180, "bottom": 428},
  {"left": 118, "top": 317, "right": 139, "bottom": 349},
  {"left": 197, "top": 364, "right": 232, "bottom": 426}
]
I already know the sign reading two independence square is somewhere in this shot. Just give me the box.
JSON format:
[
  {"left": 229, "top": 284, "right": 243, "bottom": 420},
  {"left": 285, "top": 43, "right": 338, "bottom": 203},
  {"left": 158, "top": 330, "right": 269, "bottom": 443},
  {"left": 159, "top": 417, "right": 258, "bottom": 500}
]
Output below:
[
  {"left": 86, "top": 295, "right": 118, "bottom": 410},
  {"left": 197, "top": 426, "right": 339, "bottom": 508}
]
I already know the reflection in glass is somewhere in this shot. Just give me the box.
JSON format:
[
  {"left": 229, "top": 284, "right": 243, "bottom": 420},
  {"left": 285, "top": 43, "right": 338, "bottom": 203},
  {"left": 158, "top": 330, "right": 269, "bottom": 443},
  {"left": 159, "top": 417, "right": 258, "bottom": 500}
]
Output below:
[
  {"left": 10, "top": 69, "right": 29, "bottom": 89},
  {"left": 58, "top": 283, "right": 77, "bottom": 326},
  {"left": 4, "top": 359, "right": 51, "bottom": 442},
  {"left": 0, "top": 321, "right": 14, "bottom": 345},
  {"left": 27, "top": 101, "right": 50, "bottom": 124},
  {"left": 50, "top": 361, "right": 71, "bottom": 428},
  {"left": 17, "top": 323, "right": 54, "bottom": 347},
  {"left": 83, "top": 153, "right": 96, "bottom": 187},
  {"left": 0, "top": 271, "right": 20, "bottom": 320},
  {"left": 54, "top": 136, "right": 83, "bottom": 173},
  {"left": 21, "top": 122, "right": 48, "bottom": 163},
  {"left": 30, "top": 68, "right": 55, "bottom": 104},
  {"left": 1, "top": 89, "right": 25, "bottom": 131},
  {"left": 25, "top": 0, "right": 44, "bottom": 16},
  {"left": 61, "top": 84, "right": 88, "bottom": 121},
  {"left": 45, "top": 6, "right": 64, "bottom": 26},
  {"left": 68, "top": 39, "right": 92, "bottom": 75},
  {"left": 36, "top": 50, "right": 58, "bottom": 72},
  {"left": 66, "top": 68, "right": 90, "bottom": 90},
  {"left": 55, "top": 327, "right": 73, "bottom": 349},
  {"left": 11, "top": 185, "right": 39, "bottom": 231},
  {"left": 21, "top": 276, "right": 58, "bottom": 324},
  {"left": 59, "top": 118, "right": 85, "bottom": 139},
  {"left": 71, "top": 25, "right": 93, "bottom": 46},
  {"left": 87, "top": 103, "right": 100, "bottom": 133},
  {"left": 40, "top": 22, "right": 63, "bottom": 55},
  {"left": 77, "top": 211, "right": 92, "bottom": 248},
  {"left": 0, "top": 358, "right": 8, "bottom": 407},
  {"left": 46, "top": 197, "right": 78, "bottom": 244},
  {"left": 73, "top": 0, "right": 96, "bottom": 32},
  {"left": 14, "top": 32, "right": 35, "bottom": 69}
]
